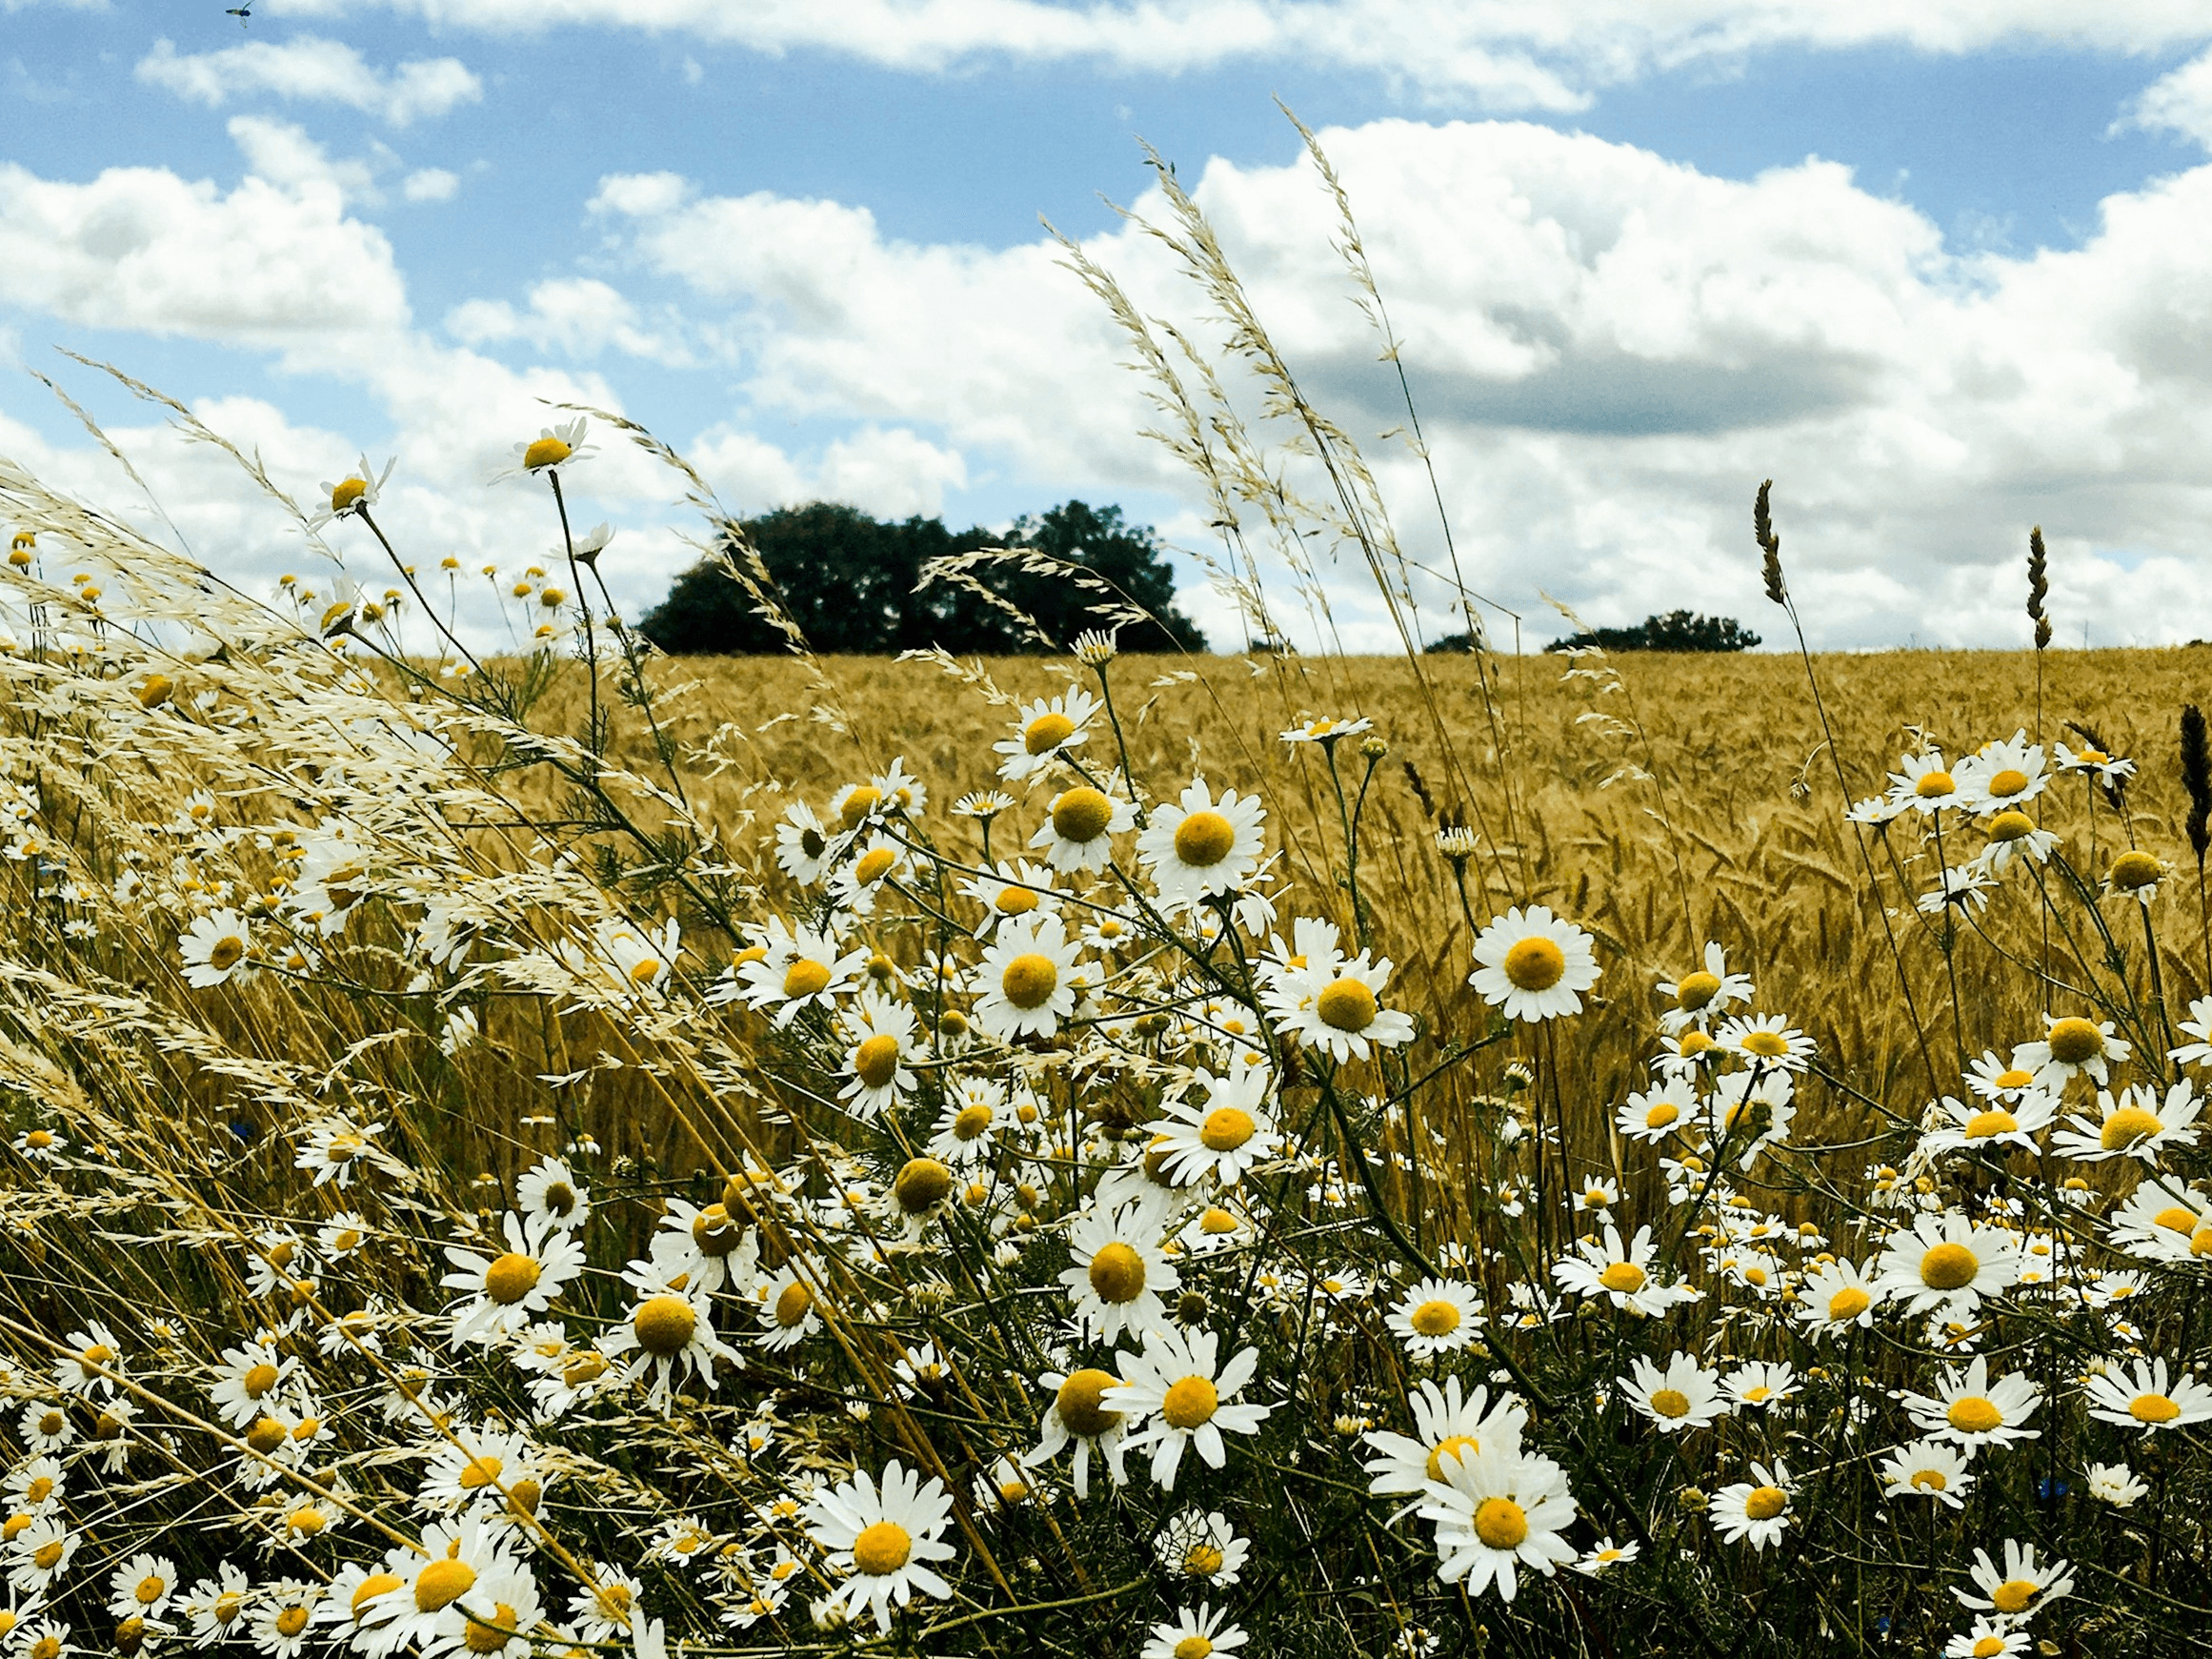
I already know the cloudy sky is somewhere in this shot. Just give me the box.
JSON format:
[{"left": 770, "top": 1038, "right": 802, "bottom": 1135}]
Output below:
[{"left": 8, "top": 3, "right": 2212, "bottom": 650}]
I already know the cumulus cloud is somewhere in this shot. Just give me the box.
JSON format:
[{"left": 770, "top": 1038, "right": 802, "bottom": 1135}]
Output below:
[
  {"left": 578, "top": 115, "right": 2212, "bottom": 649},
  {"left": 137, "top": 35, "right": 483, "bottom": 127},
  {"left": 264, "top": 1, "right": 2212, "bottom": 105},
  {"left": 402, "top": 168, "right": 460, "bottom": 202},
  {"left": 2119, "top": 46, "right": 2212, "bottom": 148},
  {"left": 446, "top": 277, "right": 694, "bottom": 366}
]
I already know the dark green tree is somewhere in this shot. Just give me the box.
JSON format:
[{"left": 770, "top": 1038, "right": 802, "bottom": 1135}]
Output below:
[
  {"left": 638, "top": 499, "right": 1205, "bottom": 656},
  {"left": 1427, "top": 610, "right": 1760, "bottom": 655}
]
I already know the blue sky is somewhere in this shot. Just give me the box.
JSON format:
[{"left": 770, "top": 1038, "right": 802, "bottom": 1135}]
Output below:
[{"left": 7, "top": 2, "right": 2212, "bottom": 649}]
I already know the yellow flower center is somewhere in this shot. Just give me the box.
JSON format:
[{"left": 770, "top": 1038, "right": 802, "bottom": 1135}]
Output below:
[
  {"left": 2130, "top": 1392, "right": 2182, "bottom": 1424},
  {"left": 855, "top": 1034, "right": 902, "bottom": 1090},
  {"left": 414, "top": 1557, "right": 477, "bottom": 1614},
  {"left": 2110, "top": 850, "right": 2162, "bottom": 891},
  {"left": 1915, "top": 769, "right": 1956, "bottom": 798},
  {"left": 1502, "top": 936, "right": 1566, "bottom": 991},
  {"left": 331, "top": 477, "right": 370, "bottom": 512},
  {"left": 1988, "top": 810, "right": 2035, "bottom": 843},
  {"left": 1599, "top": 1262, "right": 1646, "bottom": 1294},
  {"left": 242, "top": 1362, "right": 280, "bottom": 1397},
  {"left": 1161, "top": 1375, "right": 1219, "bottom": 1429},
  {"left": 1946, "top": 1396, "right": 2003, "bottom": 1434},
  {"left": 766, "top": 1279, "right": 814, "bottom": 1331},
  {"left": 1315, "top": 977, "right": 1378, "bottom": 1032},
  {"left": 287, "top": 1505, "right": 328, "bottom": 1536},
  {"left": 1088, "top": 1242, "right": 1148, "bottom": 1304},
  {"left": 1024, "top": 712, "right": 1076, "bottom": 755},
  {"left": 2155, "top": 1204, "right": 2200, "bottom": 1234},
  {"left": 1425, "top": 1434, "right": 1480, "bottom": 1480},
  {"left": 246, "top": 1417, "right": 288, "bottom": 1455},
  {"left": 1742, "top": 1486, "right": 1787, "bottom": 1522},
  {"left": 1182, "top": 1543, "right": 1225, "bottom": 1576},
  {"left": 276, "top": 1608, "right": 311, "bottom": 1639},
  {"left": 1828, "top": 1287, "right": 1870, "bottom": 1322},
  {"left": 995, "top": 884, "right": 1039, "bottom": 919},
  {"left": 1174, "top": 1640, "right": 1213, "bottom": 1659},
  {"left": 1001, "top": 952, "right": 1059, "bottom": 1010},
  {"left": 1055, "top": 1368, "right": 1122, "bottom": 1437},
  {"left": 1963, "top": 1109, "right": 2018, "bottom": 1140},
  {"left": 29, "top": 1640, "right": 55, "bottom": 1659},
  {"left": 1473, "top": 1497, "right": 1529, "bottom": 1549},
  {"left": 1648, "top": 1387, "right": 1692, "bottom": 1420},
  {"left": 21, "top": 1479, "right": 50, "bottom": 1505},
  {"left": 134, "top": 1575, "right": 166, "bottom": 1606},
  {"left": 1972, "top": 1638, "right": 2005, "bottom": 1659},
  {"left": 1909, "top": 1468, "right": 1948, "bottom": 1492},
  {"left": 1990, "top": 1580, "right": 2040, "bottom": 1615},
  {"left": 838, "top": 785, "right": 880, "bottom": 829},
  {"left": 523, "top": 436, "right": 572, "bottom": 471},
  {"left": 1679, "top": 1031, "right": 1716, "bottom": 1056},
  {"left": 2046, "top": 1017, "right": 2102, "bottom": 1064},
  {"left": 953, "top": 1103, "right": 994, "bottom": 1141},
  {"left": 1919, "top": 1243, "right": 1980, "bottom": 1290},
  {"left": 1409, "top": 1298, "right": 1461, "bottom": 1338},
  {"left": 1052, "top": 787, "right": 1115, "bottom": 843},
  {"left": 633, "top": 1293, "right": 696, "bottom": 1355},
  {"left": 1643, "top": 1102, "right": 1680, "bottom": 1129},
  {"left": 853, "top": 847, "right": 896, "bottom": 886},
  {"left": 352, "top": 1573, "right": 401, "bottom": 1617},
  {"left": 483, "top": 1252, "right": 542, "bottom": 1305},
  {"left": 1674, "top": 970, "right": 1720, "bottom": 1010},
  {"left": 1739, "top": 1029, "right": 1789, "bottom": 1058},
  {"left": 852, "top": 1521, "right": 912, "bottom": 1577},
  {"left": 1987, "top": 767, "right": 2031, "bottom": 798},
  {"left": 1200, "top": 1106, "right": 1256, "bottom": 1152},
  {"left": 209, "top": 936, "right": 246, "bottom": 972},
  {"left": 783, "top": 959, "right": 833, "bottom": 1001},
  {"left": 135, "top": 674, "right": 173, "bottom": 709},
  {"left": 464, "top": 1602, "right": 522, "bottom": 1655},
  {"left": 563, "top": 1353, "right": 608, "bottom": 1387},
  {"left": 691, "top": 1204, "right": 742, "bottom": 1256},
  {"left": 30, "top": 1542, "right": 61, "bottom": 1569},
  {"left": 508, "top": 1479, "right": 542, "bottom": 1516},
  {"left": 458, "top": 1454, "right": 504, "bottom": 1490},
  {"left": 894, "top": 1157, "right": 955, "bottom": 1214},
  {"left": 1173, "top": 810, "right": 1237, "bottom": 868},
  {"left": 2102, "top": 1105, "right": 2162, "bottom": 1150}
]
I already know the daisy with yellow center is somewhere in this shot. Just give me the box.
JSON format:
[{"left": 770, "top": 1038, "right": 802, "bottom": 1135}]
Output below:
[
  {"left": 2082, "top": 1355, "right": 2212, "bottom": 1433},
  {"left": 1953, "top": 1539, "right": 2074, "bottom": 1623},
  {"left": 208, "top": 1340, "right": 294, "bottom": 1428},
  {"left": 2015, "top": 1014, "right": 2129, "bottom": 1088},
  {"left": 1138, "top": 1604, "right": 1249, "bottom": 1659},
  {"left": 1103, "top": 1327, "right": 1272, "bottom": 1491},
  {"left": 1136, "top": 780, "right": 1267, "bottom": 905},
  {"left": 970, "top": 911, "right": 1087, "bottom": 1042},
  {"left": 1028, "top": 782, "right": 1137, "bottom": 873},
  {"left": 994, "top": 688, "right": 1100, "bottom": 780},
  {"left": 1877, "top": 1439, "right": 1975, "bottom": 1509},
  {"left": 1469, "top": 906, "right": 1599, "bottom": 1022},
  {"left": 2052, "top": 1079, "right": 2202, "bottom": 1163},
  {"left": 1871, "top": 1213, "right": 2021, "bottom": 1317},
  {"left": 1153, "top": 1509, "right": 1250, "bottom": 1587},
  {"left": 957, "top": 857, "right": 1061, "bottom": 937},
  {"left": 837, "top": 990, "right": 919, "bottom": 1120},
  {"left": 1957, "top": 731, "right": 2047, "bottom": 814},
  {"left": 755, "top": 1262, "right": 824, "bottom": 1352},
  {"left": 1621, "top": 1352, "right": 1728, "bottom": 1433},
  {"left": 1944, "top": 1620, "right": 2029, "bottom": 1659},
  {"left": 180, "top": 908, "right": 252, "bottom": 988},
  {"left": 1150, "top": 1065, "right": 1281, "bottom": 1188},
  {"left": 1028, "top": 1366, "right": 1134, "bottom": 1498},
  {"left": 1417, "top": 1441, "right": 1579, "bottom": 1602},
  {"left": 440, "top": 1213, "right": 587, "bottom": 1346},
  {"left": 1886, "top": 748, "right": 1961, "bottom": 814},
  {"left": 1709, "top": 1461, "right": 1795, "bottom": 1550},
  {"left": 730, "top": 919, "right": 868, "bottom": 1028},
  {"left": 1715, "top": 1013, "right": 1815, "bottom": 1073},
  {"left": 309, "top": 455, "right": 394, "bottom": 529},
  {"left": 803, "top": 1459, "right": 958, "bottom": 1634},
  {"left": 1552, "top": 1224, "right": 1700, "bottom": 1317},
  {"left": 1387, "top": 1277, "right": 1484, "bottom": 1358},
  {"left": 495, "top": 418, "right": 591, "bottom": 482},
  {"left": 2106, "top": 1175, "right": 2212, "bottom": 1264},
  {"left": 1263, "top": 941, "right": 1418, "bottom": 1062},
  {"left": 1898, "top": 1356, "right": 2044, "bottom": 1448},
  {"left": 1656, "top": 941, "right": 1754, "bottom": 1034},
  {"left": 601, "top": 1267, "right": 737, "bottom": 1412},
  {"left": 1061, "top": 1200, "right": 1179, "bottom": 1344},
  {"left": 1918, "top": 1090, "right": 2057, "bottom": 1161}
]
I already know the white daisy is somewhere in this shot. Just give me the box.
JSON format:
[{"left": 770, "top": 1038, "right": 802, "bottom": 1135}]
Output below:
[
  {"left": 1137, "top": 781, "right": 1267, "bottom": 903},
  {"left": 1027, "top": 1366, "right": 1133, "bottom": 1498},
  {"left": 1387, "top": 1278, "right": 1483, "bottom": 1359},
  {"left": 838, "top": 991, "right": 919, "bottom": 1119},
  {"left": 2051, "top": 1080, "right": 2201, "bottom": 1163},
  {"left": 440, "top": 1215, "right": 587, "bottom": 1346},
  {"left": 1150, "top": 1066, "right": 1280, "bottom": 1187},
  {"left": 1877, "top": 1439, "right": 1976, "bottom": 1509},
  {"left": 802, "top": 1459, "right": 957, "bottom": 1634},
  {"left": 1138, "top": 1604, "right": 1247, "bottom": 1659},
  {"left": 1061, "top": 1200, "right": 1178, "bottom": 1344},
  {"left": 600, "top": 1280, "right": 737, "bottom": 1410},
  {"left": 2014, "top": 1014, "right": 2128, "bottom": 1088},
  {"left": 970, "top": 912, "right": 1086, "bottom": 1042},
  {"left": 1709, "top": 1459, "right": 1794, "bottom": 1550},
  {"left": 1360, "top": 1378, "right": 1528, "bottom": 1521},
  {"left": 1899, "top": 1356, "right": 2043, "bottom": 1449},
  {"left": 994, "top": 688, "right": 1099, "bottom": 780},
  {"left": 1620, "top": 1352, "right": 1728, "bottom": 1433},
  {"left": 180, "top": 909, "right": 251, "bottom": 988},
  {"left": 1469, "top": 905, "right": 1599, "bottom": 1022},
  {"left": 515, "top": 1157, "right": 590, "bottom": 1233},
  {"left": 1871, "top": 1213, "right": 2021, "bottom": 1318},
  {"left": 1104, "top": 1328, "right": 1272, "bottom": 1491},
  {"left": 2082, "top": 1355, "right": 2212, "bottom": 1432},
  {"left": 1655, "top": 941, "right": 1753, "bottom": 1033},
  {"left": 1953, "top": 1539, "right": 2073, "bottom": 1623},
  {"left": 1418, "top": 1442, "right": 1579, "bottom": 1602},
  {"left": 1265, "top": 949, "right": 1417, "bottom": 1062},
  {"left": 1553, "top": 1224, "right": 1701, "bottom": 1317},
  {"left": 1154, "top": 1510, "right": 1250, "bottom": 1588},
  {"left": 1027, "top": 784, "right": 1136, "bottom": 873}
]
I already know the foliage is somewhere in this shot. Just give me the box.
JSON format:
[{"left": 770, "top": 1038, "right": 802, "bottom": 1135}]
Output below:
[{"left": 638, "top": 498, "right": 1206, "bottom": 657}]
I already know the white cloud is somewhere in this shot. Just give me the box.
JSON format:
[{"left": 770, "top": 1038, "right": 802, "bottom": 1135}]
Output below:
[
  {"left": 445, "top": 277, "right": 693, "bottom": 366},
  {"left": 2119, "top": 45, "right": 2212, "bottom": 148},
  {"left": 402, "top": 168, "right": 459, "bottom": 202},
  {"left": 580, "top": 114, "right": 2212, "bottom": 649},
  {"left": 137, "top": 35, "right": 483, "bottom": 127},
  {"left": 263, "top": 1, "right": 2212, "bottom": 106}
]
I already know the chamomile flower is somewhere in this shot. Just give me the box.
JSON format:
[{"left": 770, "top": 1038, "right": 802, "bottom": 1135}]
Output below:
[
  {"left": 995, "top": 689, "right": 1099, "bottom": 780},
  {"left": 1618, "top": 1079, "right": 1697, "bottom": 1143},
  {"left": 1028, "top": 784, "right": 1136, "bottom": 873},
  {"left": 1715, "top": 1013, "right": 1814, "bottom": 1073},
  {"left": 1150, "top": 1067, "right": 1279, "bottom": 1187},
  {"left": 496, "top": 418, "right": 591, "bottom": 481},
  {"left": 1266, "top": 949, "right": 1416, "bottom": 1061},
  {"left": 756, "top": 1264, "right": 823, "bottom": 1351},
  {"left": 731, "top": 921, "right": 867, "bottom": 1028},
  {"left": 107, "top": 1553, "right": 179, "bottom": 1623},
  {"left": 1945, "top": 1621, "right": 2029, "bottom": 1659},
  {"left": 441, "top": 1215, "right": 586, "bottom": 1345},
  {"left": 774, "top": 802, "right": 835, "bottom": 886},
  {"left": 1957, "top": 732, "right": 2047, "bottom": 813},
  {"left": 1656, "top": 942, "right": 1753, "bottom": 1033},
  {"left": 803, "top": 1459, "right": 956, "bottom": 1634},
  {"left": 1953, "top": 1539, "right": 2073, "bottom": 1623},
  {"left": 1361, "top": 1377, "right": 1528, "bottom": 1520},
  {"left": 600, "top": 1281, "right": 736, "bottom": 1410},
  {"left": 1572, "top": 1539, "right": 1639, "bottom": 1575},
  {"left": 970, "top": 912, "right": 1085, "bottom": 1042},
  {"left": 359, "top": 1516, "right": 524, "bottom": 1652},
  {"left": 1900, "top": 1357, "right": 2043, "bottom": 1448},
  {"left": 2101, "top": 848, "right": 2166, "bottom": 901},
  {"left": 1620, "top": 1353, "right": 1728, "bottom": 1433},
  {"left": 441, "top": 1566, "right": 545, "bottom": 1659},
  {"left": 1154, "top": 1510, "right": 1249, "bottom": 1588},
  {"left": 2106, "top": 1176, "right": 2212, "bottom": 1264},
  {"left": 1469, "top": 907, "right": 1599, "bottom": 1022},
  {"left": 1280, "top": 714, "right": 1373, "bottom": 745},
  {"left": 2082, "top": 1355, "right": 2212, "bottom": 1432},
  {"left": 925, "top": 1080, "right": 1012, "bottom": 1166},
  {"left": 1553, "top": 1224, "right": 1700, "bottom": 1317},
  {"left": 1138, "top": 781, "right": 1266, "bottom": 904},
  {"left": 1919, "top": 1091, "right": 2056, "bottom": 1159},
  {"left": 208, "top": 1341, "right": 295, "bottom": 1428},
  {"left": 1028, "top": 1366, "right": 1133, "bottom": 1498},
  {"left": 1387, "top": 1278, "right": 1483, "bottom": 1358},
  {"left": 1878, "top": 1440, "right": 1975, "bottom": 1509},
  {"left": 1721, "top": 1361, "right": 1798, "bottom": 1410},
  {"left": 2051, "top": 1080, "right": 2201, "bottom": 1163},
  {"left": 1872, "top": 1213, "right": 2021, "bottom": 1317},
  {"left": 419, "top": 1426, "right": 551, "bottom": 1520},
  {"left": 1972, "top": 811, "right": 2059, "bottom": 875},
  {"left": 180, "top": 908, "right": 251, "bottom": 987},
  {"left": 311, "top": 455, "right": 394, "bottom": 528},
  {"left": 2015, "top": 1015, "right": 2128, "bottom": 1088},
  {"left": 1139, "top": 1605, "right": 1247, "bottom": 1659},
  {"left": 1061, "top": 1201, "right": 1178, "bottom": 1344},
  {"left": 1418, "top": 1443, "right": 1578, "bottom": 1602},
  {"left": 51, "top": 1324, "right": 124, "bottom": 1399},
  {"left": 836, "top": 991, "right": 919, "bottom": 1119},
  {"left": 1887, "top": 749, "right": 1962, "bottom": 814},
  {"left": 2086, "top": 1461, "right": 2149, "bottom": 1507},
  {"left": 516, "top": 1157, "right": 590, "bottom": 1234},
  {"left": 1105, "top": 1328, "right": 1271, "bottom": 1491},
  {"left": 251, "top": 1583, "right": 321, "bottom": 1659},
  {"left": 1709, "top": 1460, "right": 1794, "bottom": 1550},
  {"left": 958, "top": 858, "right": 1061, "bottom": 937}
]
